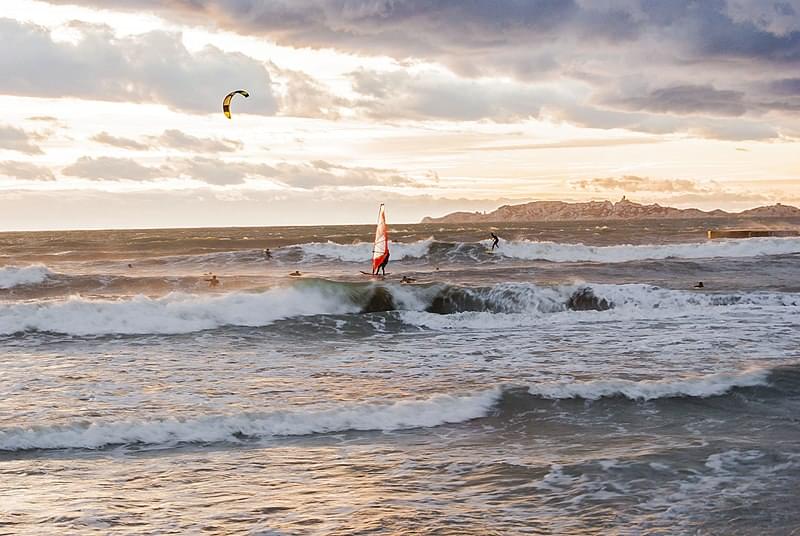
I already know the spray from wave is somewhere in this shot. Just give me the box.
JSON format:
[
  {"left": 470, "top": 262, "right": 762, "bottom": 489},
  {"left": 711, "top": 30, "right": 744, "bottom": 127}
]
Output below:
[{"left": 0, "top": 264, "right": 53, "bottom": 289}]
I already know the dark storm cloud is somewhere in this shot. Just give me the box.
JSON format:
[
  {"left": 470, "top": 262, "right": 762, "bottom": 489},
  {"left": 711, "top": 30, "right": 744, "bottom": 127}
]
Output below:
[
  {"left": 770, "top": 77, "right": 800, "bottom": 95},
  {"left": 0, "top": 124, "right": 43, "bottom": 154},
  {"left": 27, "top": 1, "right": 800, "bottom": 137},
  {"left": 609, "top": 85, "right": 748, "bottom": 117},
  {"left": 0, "top": 161, "right": 55, "bottom": 181},
  {"left": 0, "top": 18, "right": 277, "bottom": 115},
  {"left": 38, "top": 1, "right": 799, "bottom": 67}
]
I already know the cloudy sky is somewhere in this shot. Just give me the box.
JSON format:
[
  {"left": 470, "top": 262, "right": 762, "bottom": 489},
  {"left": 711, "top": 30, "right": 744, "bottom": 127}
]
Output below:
[{"left": 1, "top": 0, "right": 799, "bottom": 229}]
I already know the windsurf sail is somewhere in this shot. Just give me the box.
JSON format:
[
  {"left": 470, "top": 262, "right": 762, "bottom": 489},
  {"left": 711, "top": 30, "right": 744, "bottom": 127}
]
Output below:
[{"left": 371, "top": 204, "right": 389, "bottom": 274}]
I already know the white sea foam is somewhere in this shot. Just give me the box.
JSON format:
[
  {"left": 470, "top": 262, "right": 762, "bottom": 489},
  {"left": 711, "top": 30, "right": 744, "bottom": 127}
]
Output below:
[
  {"left": 527, "top": 368, "right": 770, "bottom": 401},
  {"left": 3, "top": 280, "right": 797, "bottom": 336},
  {"left": 494, "top": 237, "right": 800, "bottom": 262},
  {"left": 398, "top": 283, "right": 800, "bottom": 330},
  {"left": 0, "top": 264, "right": 53, "bottom": 289},
  {"left": 0, "top": 388, "right": 501, "bottom": 451},
  {"left": 0, "top": 285, "right": 359, "bottom": 335},
  {"left": 298, "top": 238, "right": 433, "bottom": 262}
]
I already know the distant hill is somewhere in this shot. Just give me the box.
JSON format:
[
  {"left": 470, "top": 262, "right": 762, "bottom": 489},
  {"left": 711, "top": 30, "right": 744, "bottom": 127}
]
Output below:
[{"left": 420, "top": 198, "right": 800, "bottom": 224}]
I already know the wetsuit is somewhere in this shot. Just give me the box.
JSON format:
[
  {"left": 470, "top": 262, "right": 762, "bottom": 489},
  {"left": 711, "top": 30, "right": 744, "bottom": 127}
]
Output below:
[
  {"left": 376, "top": 253, "right": 390, "bottom": 275},
  {"left": 491, "top": 233, "right": 499, "bottom": 250}
]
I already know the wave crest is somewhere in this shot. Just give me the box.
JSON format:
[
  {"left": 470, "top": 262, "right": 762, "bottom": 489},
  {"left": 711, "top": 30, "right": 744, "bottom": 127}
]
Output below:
[
  {"left": 0, "top": 264, "right": 53, "bottom": 289},
  {"left": 526, "top": 368, "right": 771, "bottom": 401},
  {"left": 0, "top": 389, "right": 501, "bottom": 451}
]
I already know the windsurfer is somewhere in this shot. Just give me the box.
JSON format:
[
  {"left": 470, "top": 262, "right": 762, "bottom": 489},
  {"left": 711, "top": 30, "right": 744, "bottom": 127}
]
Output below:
[{"left": 375, "top": 252, "right": 389, "bottom": 276}]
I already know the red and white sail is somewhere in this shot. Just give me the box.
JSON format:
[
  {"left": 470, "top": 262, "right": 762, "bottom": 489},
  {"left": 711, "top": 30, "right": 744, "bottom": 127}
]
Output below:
[{"left": 372, "top": 204, "right": 389, "bottom": 274}]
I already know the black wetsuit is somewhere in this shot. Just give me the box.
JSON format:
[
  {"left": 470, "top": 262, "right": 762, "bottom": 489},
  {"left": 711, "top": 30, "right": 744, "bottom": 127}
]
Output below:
[
  {"left": 491, "top": 233, "right": 499, "bottom": 250},
  {"left": 376, "top": 253, "right": 390, "bottom": 275}
]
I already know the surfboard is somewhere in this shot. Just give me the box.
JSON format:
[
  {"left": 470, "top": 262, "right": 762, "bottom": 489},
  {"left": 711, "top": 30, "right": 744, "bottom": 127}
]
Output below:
[{"left": 360, "top": 271, "right": 389, "bottom": 277}]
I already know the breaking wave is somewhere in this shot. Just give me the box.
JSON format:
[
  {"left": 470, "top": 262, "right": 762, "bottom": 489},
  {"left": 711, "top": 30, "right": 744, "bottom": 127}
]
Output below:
[
  {"left": 2, "top": 280, "right": 797, "bottom": 336},
  {"left": 0, "top": 264, "right": 53, "bottom": 289},
  {"left": 526, "top": 368, "right": 771, "bottom": 401},
  {"left": 3, "top": 364, "right": 794, "bottom": 451},
  {"left": 0, "top": 389, "right": 501, "bottom": 451},
  {"left": 293, "top": 236, "right": 800, "bottom": 264},
  {"left": 296, "top": 239, "right": 434, "bottom": 263},
  {"left": 77, "top": 236, "right": 800, "bottom": 270},
  {"left": 493, "top": 237, "right": 800, "bottom": 263}
]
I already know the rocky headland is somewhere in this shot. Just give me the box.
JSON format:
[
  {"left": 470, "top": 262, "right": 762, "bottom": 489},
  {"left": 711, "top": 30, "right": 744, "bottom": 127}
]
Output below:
[{"left": 421, "top": 198, "right": 800, "bottom": 224}]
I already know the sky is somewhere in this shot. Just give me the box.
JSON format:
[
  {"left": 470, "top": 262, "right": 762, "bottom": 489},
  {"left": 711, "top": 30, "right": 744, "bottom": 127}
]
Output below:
[{"left": 1, "top": 0, "right": 799, "bottom": 230}]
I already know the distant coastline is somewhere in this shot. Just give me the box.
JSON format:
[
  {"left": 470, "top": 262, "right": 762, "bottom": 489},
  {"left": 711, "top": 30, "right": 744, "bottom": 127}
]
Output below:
[{"left": 421, "top": 198, "right": 800, "bottom": 224}]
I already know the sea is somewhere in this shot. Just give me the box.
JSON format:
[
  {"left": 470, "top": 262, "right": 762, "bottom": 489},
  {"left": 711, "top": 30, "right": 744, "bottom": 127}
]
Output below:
[{"left": 1, "top": 217, "right": 800, "bottom": 535}]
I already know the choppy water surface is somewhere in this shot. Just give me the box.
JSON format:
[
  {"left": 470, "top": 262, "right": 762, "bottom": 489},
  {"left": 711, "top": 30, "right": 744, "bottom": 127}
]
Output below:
[{"left": 2, "top": 218, "right": 800, "bottom": 535}]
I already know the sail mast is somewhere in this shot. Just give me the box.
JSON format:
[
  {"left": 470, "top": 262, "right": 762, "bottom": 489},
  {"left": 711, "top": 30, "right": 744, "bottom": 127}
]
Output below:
[{"left": 371, "top": 204, "right": 389, "bottom": 274}]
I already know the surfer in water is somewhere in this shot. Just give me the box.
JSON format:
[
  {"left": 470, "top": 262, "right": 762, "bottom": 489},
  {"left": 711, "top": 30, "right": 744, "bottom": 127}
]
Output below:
[
  {"left": 263, "top": 248, "right": 272, "bottom": 259},
  {"left": 206, "top": 274, "right": 220, "bottom": 287},
  {"left": 694, "top": 281, "right": 704, "bottom": 288},
  {"left": 490, "top": 232, "right": 500, "bottom": 250},
  {"left": 375, "top": 252, "right": 389, "bottom": 276}
]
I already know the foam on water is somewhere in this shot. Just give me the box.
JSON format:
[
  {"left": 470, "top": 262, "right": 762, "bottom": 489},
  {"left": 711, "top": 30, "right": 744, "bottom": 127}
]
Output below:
[
  {"left": 0, "top": 284, "right": 359, "bottom": 335},
  {"left": 0, "top": 264, "right": 53, "bottom": 289},
  {"left": 290, "top": 236, "right": 800, "bottom": 264},
  {"left": 298, "top": 238, "right": 434, "bottom": 262},
  {"left": 493, "top": 237, "right": 800, "bottom": 262},
  {"left": 3, "top": 280, "right": 798, "bottom": 335},
  {"left": 0, "top": 388, "right": 501, "bottom": 451},
  {"left": 398, "top": 283, "right": 800, "bottom": 330},
  {"left": 526, "top": 367, "right": 770, "bottom": 401}
]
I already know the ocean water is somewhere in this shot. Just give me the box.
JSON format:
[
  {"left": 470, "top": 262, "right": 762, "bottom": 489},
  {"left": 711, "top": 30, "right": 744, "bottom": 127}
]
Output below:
[{"left": 1, "top": 218, "right": 800, "bottom": 535}]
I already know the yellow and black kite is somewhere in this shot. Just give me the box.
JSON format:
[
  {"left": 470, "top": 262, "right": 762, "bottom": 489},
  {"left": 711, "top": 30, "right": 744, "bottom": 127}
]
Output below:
[{"left": 222, "top": 90, "right": 249, "bottom": 119}]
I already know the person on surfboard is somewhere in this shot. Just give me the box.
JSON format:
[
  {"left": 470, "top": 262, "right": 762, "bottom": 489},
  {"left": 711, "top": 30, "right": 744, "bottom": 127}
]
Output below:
[
  {"left": 375, "top": 251, "right": 389, "bottom": 276},
  {"left": 490, "top": 232, "right": 500, "bottom": 250}
]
